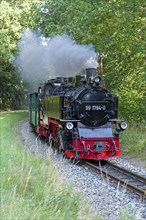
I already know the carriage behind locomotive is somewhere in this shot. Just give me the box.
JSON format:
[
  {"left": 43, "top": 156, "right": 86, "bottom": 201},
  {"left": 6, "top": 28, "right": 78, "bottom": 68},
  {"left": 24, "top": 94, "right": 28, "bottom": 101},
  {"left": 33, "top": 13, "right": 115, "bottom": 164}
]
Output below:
[{"left": 29, "top": 68, "right": 127, "bottom": 160}]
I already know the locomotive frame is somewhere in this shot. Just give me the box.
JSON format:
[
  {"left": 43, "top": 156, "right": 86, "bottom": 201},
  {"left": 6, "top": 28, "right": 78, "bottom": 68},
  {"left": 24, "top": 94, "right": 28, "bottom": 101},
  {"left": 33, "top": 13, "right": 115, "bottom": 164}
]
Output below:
[{"left": 29, "top": 68, "right": 127, "bottom": 160}]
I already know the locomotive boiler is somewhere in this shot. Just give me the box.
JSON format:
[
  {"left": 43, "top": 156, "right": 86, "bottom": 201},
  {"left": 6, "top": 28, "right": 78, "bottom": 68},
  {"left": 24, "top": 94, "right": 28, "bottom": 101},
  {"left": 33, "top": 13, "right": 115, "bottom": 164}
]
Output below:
[{"left": 29, "top": 68, "right": 127, "bottom": 160}]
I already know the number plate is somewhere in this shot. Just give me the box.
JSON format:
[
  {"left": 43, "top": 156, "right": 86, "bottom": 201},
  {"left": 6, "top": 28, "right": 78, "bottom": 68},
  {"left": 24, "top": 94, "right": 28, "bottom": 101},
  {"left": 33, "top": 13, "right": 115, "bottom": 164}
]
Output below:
[{"left": 85, "top": 105, "right": 106, "bottom": 111}]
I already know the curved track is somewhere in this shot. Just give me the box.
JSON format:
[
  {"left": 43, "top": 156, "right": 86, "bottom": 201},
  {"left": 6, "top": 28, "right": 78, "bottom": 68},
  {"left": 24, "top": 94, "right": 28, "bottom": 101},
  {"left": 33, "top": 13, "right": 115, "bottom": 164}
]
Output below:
[{"left": 84, "top": 160, "right": 146, "bottom": 202}]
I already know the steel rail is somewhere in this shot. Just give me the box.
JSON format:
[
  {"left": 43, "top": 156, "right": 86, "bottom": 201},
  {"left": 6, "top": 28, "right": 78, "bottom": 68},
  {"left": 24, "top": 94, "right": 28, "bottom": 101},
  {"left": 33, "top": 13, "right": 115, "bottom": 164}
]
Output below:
[{"left": 84, "top": 161, "right": 146, "bottom": 202}]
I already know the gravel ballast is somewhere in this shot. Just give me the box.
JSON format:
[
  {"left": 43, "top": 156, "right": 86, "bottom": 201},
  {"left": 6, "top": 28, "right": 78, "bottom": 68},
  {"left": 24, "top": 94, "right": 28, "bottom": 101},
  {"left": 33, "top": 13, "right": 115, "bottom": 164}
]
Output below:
[{"left": 19, "top": 120, "right": 146, "bottom": 220}]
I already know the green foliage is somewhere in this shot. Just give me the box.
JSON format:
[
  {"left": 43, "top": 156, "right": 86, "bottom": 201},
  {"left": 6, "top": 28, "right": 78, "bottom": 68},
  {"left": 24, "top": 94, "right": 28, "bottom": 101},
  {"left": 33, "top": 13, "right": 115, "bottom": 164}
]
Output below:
[
  {"left": 0, "top": 0, "right": 36, "bottom": 110},
  {"left": 120, "top": 123, "right": 146, "bottom": 160},
  {"left": 32, "top": 0, "right": 145, "bottom": 122},
  {"left": 1, "top": 0, "right": 145, "bottom": 121},
  {"left": 0, "top": 68, "right": 28, "bottom": 110}
]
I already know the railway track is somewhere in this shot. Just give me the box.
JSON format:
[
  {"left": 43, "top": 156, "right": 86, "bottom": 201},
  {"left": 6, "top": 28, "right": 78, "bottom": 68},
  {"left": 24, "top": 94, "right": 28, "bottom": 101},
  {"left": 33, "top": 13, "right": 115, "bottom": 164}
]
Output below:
[{"left": 84, "top": 160, "right": 146, "bottom": 202}]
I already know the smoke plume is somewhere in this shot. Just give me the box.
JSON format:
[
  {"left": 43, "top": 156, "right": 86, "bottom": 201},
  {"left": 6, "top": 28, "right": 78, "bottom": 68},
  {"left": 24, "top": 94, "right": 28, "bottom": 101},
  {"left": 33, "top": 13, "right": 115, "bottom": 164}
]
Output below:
[{"left": 14, "top": 29, "right": 98, "bottom": 91}]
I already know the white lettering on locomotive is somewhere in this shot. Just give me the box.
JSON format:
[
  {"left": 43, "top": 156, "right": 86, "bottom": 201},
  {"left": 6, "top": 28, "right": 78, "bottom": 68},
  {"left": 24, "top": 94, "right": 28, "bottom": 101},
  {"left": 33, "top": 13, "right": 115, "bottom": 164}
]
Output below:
[
  {"left": 85, "top": 105, "right": 91, "bottom": 110},
  {"left": 85, "top": 105, "right": 106, "bottom": 111}
]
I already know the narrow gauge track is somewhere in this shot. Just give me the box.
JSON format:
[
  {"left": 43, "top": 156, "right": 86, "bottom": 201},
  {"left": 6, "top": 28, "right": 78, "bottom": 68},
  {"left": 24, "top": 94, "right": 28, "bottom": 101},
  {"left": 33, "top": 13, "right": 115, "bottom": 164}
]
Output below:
[{"left": 83, "top": 160, "right": 146, "bottom": 202}]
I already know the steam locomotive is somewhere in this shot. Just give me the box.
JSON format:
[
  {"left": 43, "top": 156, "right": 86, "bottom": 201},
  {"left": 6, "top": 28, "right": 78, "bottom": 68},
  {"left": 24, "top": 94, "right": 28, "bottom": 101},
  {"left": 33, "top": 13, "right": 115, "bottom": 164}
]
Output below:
[{"left": 29, "top": 68, "right": 127, "bottom": 160}]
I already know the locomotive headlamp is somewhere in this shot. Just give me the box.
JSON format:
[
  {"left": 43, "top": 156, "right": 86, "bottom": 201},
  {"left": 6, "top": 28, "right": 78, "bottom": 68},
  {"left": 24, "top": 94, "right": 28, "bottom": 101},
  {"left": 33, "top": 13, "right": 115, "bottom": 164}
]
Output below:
[
  {"left": 119, "top": 121, "right": 127, "bottom": 130},
  {"left": 94, "top": 76, "right": 101, "bottom": 84},
  {"left": 66, "top": 122, "right": 74, "bottom": 130}
]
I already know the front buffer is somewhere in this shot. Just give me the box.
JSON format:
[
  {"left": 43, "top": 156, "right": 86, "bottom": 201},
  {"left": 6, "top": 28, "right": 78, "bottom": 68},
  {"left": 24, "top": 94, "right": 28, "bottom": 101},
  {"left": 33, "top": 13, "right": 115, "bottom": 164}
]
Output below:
[{"left": 65, "top": 137, "right": 121, "bottom": 160}]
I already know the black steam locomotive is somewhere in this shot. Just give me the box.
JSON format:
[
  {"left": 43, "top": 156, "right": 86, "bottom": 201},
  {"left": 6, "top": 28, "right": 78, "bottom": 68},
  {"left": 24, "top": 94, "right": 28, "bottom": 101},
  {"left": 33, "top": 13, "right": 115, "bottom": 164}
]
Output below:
[{"left": 29, "top": 68, "right": 127, "bottom": 160}]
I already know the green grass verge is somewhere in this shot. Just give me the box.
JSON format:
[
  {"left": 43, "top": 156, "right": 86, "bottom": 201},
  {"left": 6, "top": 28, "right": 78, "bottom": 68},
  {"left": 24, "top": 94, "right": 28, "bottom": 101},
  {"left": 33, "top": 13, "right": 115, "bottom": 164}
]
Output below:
[
  {"left": 0, "top": 112, "right": 142, "bottom": 220},
  {"left": 120, "top": 122, "right": 146, "bottom": 160},
  {"left": 0, "top": 112, "right": 101, "bottom": 220}
]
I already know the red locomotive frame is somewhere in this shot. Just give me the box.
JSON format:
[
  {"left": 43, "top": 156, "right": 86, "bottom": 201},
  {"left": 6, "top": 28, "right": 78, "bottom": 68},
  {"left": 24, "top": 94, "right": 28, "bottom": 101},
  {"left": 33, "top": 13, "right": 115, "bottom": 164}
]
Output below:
[{"left": 36, "top": 118, "right": 122, "bottom": 160}]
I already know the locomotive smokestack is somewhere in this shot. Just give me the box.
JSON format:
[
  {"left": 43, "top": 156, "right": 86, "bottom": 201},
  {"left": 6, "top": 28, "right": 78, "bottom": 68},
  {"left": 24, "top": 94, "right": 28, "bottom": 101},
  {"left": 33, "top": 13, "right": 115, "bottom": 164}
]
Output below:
[{"left": 85, "top": 68, "right": 97, "bottom": 84}]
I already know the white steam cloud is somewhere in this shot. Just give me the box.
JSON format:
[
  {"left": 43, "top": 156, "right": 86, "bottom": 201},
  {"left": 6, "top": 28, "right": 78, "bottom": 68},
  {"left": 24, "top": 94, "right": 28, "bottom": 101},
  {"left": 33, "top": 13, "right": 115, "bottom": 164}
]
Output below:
[{"left": 14, "top": 28, "right": 98, "bottom": 90}]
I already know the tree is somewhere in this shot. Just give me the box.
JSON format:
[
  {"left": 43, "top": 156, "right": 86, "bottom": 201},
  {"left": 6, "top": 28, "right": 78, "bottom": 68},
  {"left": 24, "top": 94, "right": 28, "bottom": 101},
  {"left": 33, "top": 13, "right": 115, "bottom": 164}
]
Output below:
[
  {"left": 32, "top": 0, "right": 145, "bottom": 121},
  {"left": 0, "top": 0, "right": 36, "bottom": 109}
]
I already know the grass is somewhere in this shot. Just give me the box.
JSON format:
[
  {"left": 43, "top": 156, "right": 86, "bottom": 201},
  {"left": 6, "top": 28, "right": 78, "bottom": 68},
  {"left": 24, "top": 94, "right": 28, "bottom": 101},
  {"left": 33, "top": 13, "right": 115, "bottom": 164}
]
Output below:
[
  {"left": 120, "top": 122, "right": 146, "bottom": 160},
  {"left": 0, "top": 112, "right": 100, "bottom": 220},
  {"left": 0, "top": 112, "right": 144, "bottom": 220}
]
